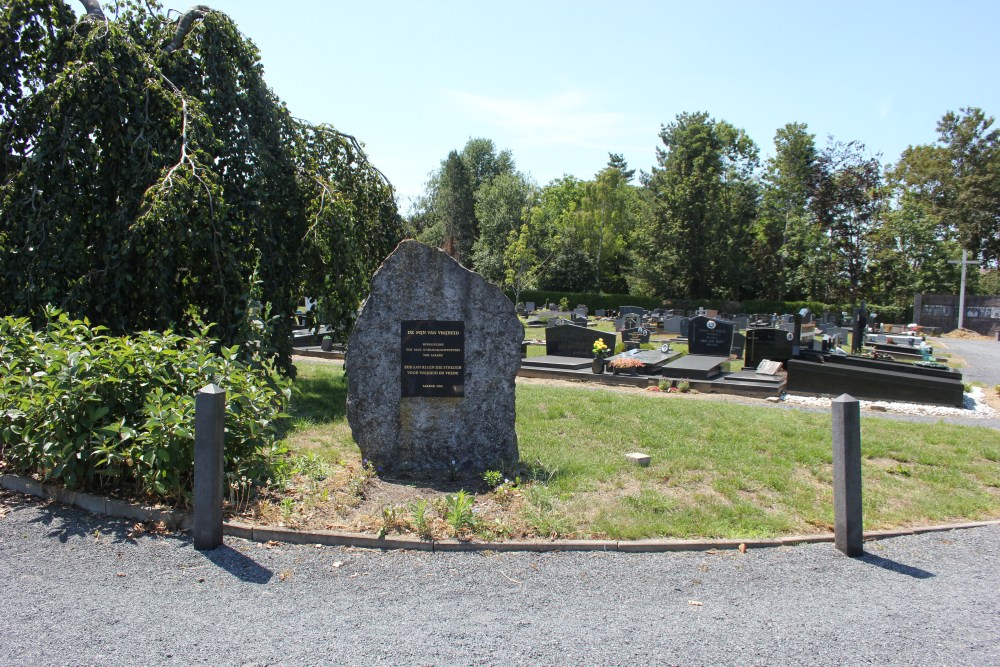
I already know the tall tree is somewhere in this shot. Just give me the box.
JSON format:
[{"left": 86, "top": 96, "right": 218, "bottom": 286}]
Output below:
[
  {"left": 436, "top": 150, "right": 476, "bottom": 262},
  {"left": 472, "top": 171, "right": 534, "bottom": 284},
  {"left": 754, "top": 123, "right": 823, "bottom": 300},
  {"left": 639, "top": 112, "right": 758, "bottom": 300},
  {"left": 410, "top": 138, "right": 516, "bottom": 269},
  {"left": 934, "top": 108, "right": 1000, "bottom": 264},
  {"left": 812, "top": 140, "right": 884, "bottom": 301},
  {"left": 0, "top": 0, "right": 401, "bottom": 370}
]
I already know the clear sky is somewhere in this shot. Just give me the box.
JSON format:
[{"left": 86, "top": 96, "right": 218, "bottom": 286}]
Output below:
[{"left": 149, "top": 0, "right": 998, "bottom": 210}]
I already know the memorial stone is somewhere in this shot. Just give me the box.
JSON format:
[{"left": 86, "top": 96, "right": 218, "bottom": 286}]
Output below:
[
  {"left": 346, "top": 241, "right": 521, "bottom": 479},
  {"left": 546, "top": 323, "right": 617, "bottom": 358},
  {"left": 731, "top": 331, "right": 746, "bottom": 359},
  {"left": 688, "top": 316, "right": 735, "bottom": 356},
  {"left": 745, "top": 327, "right": 795, "bottom": 366},
  {"left": 621, "top": 326, "right": 651, "bottom": 350}
]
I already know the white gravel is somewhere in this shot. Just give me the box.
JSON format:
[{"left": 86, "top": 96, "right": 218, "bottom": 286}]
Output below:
[{"left": 783, "top": 386, "right": 996, "bottom": 420}]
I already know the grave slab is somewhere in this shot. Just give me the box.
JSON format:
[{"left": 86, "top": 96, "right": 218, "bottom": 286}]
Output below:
[{"left": 659, "top": 354, "right": 728, "bottom": 380}]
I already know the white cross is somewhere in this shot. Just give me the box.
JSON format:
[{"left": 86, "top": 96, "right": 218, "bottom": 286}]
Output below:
[{"left": 948, "top": 249, "right": 981, "bottom": 330}]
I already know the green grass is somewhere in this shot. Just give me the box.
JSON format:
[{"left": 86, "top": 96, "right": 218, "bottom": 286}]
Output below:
[{"left": 281, "top": 361, "right": 1000, "bottom": 540}]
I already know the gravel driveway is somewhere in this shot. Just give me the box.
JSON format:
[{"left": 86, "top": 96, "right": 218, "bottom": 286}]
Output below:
[
  {"left": 2, "top": 492, "right": 998, "bottom": 666},
  {"left": 934, "top": 336, "right": 1000, "bottom": 388}
]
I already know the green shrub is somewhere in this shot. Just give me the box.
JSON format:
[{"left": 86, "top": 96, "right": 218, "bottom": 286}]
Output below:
[{"left": 0, "top": 308, "right": 289, "bottom": 503}]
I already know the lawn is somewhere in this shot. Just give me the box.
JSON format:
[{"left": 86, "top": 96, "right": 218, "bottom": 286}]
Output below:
[{"left": 250, "top": 360, "right": 1000, "bottom": 542}]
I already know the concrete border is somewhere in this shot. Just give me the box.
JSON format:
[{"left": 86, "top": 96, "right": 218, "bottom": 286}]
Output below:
[
  {"left": 4, "top": 473, "right": 998, "bottom": 553},
  {"left": 2, "top": 474, "right": 191, "bottom": 530}
]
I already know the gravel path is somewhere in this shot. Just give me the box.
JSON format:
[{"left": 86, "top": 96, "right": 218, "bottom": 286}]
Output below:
[
  {"left": 2, "top": 491, "right": 998, "bottom": 666},
  {"left": 934, "top": 336, "right": 1000, "bottom": 388}
]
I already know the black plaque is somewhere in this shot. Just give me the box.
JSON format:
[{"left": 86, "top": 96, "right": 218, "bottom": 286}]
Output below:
[{"left": 401, "top": 321, "right": 465, "bottom": 397}]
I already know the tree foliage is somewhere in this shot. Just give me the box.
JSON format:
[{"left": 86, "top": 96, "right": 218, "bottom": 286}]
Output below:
[
  {"left": 407, "top": 106, "right": 999, "bottom": 308},
  {"left": 638, "top": 112, "right": 759, "bottom": 300},
  {"left": 0, "top": 0, "right": 402, "bottom": 371}
]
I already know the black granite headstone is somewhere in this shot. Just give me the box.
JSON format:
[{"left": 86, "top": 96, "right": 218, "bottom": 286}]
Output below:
[
  {"left": 621, "top": 326, "right": 651, "bottom": 350},
  {"left": 546, "top": 323, "right": 617, "bottom": 358},
  {"left": 744, "top": 327, "right": 795, "bottom": 366},
  {"left": 688, "top": 316, "right": 735, "bottom": 356}
]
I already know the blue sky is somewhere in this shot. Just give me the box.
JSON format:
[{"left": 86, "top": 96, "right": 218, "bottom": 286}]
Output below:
[{"left": 150, "top": 0, "right": 997, "bottom": 209}]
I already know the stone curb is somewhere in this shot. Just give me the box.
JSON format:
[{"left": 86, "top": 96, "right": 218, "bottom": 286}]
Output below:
[
  {"left": 1, "top": 474, "right": 191, "bottom": 531},
  {"left": 4, "top": 473, "right": 999, "bottom": 553}
]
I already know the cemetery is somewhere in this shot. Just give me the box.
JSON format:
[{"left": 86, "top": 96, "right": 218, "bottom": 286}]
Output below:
[
  {"left": 515, "top": 302, "right": 969, "bottom": 407},
  {"left": 0, "top": 2, "right": 998, "bottom": 555},
  {"left": 3, "top": 6, "right": 1000, "bottom": 666}
]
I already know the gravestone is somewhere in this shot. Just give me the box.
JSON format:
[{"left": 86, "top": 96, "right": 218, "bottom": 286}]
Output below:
[
  {"left": 745, "top": 327, "right": 795, "bottom": 366},
  {"left": 619, "top": 305, "right": 644, "bottom": 330},
  {"left": 525, "top": 301, "right": 535, "bottom": 312},
  {"left": 661, "top": 316, "right": 683, "bottom": 334},
  {"left": 346, "top": 241, "right": 521, "bottom": 479},
  {"left": 595, "top": 309, "right": 607, "bottom": 317},
  {"left": 621, "top": 326, "right": 651, "bottom": 350},
  {"left": 731, "top": 331, "right": 746, "bottom": 359},
  {"left": 679, "top": 317, "right": 691, "bottom": 338},
  {"left": 688, "top": 316, "right": 735, "bottom": 356},
  {"left": 546, "top": 323, "right": 616, "bottom": 358},
  {"left": 571, "top": 313, "right": 588, "bottom": 327}
]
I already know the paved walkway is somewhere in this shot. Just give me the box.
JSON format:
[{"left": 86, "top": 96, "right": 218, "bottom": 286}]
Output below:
[{"left": 1, "top": 491, "right": 998, "bottom": 666}]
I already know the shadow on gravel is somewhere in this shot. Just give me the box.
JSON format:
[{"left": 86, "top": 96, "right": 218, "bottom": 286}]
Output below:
[
  {"left": 860, "top": 552, "right": 934, "bottom": 579},
  {"left": 202, "top": 545, "right": 273, "bottom": 584},
  {"left": 30, "top": 505, "right": 139, "bottom": 544}
]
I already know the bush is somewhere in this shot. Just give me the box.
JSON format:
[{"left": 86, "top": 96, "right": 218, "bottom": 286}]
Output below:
[{"left": 0, "top": 308, "right": 289, "bottom": 503}]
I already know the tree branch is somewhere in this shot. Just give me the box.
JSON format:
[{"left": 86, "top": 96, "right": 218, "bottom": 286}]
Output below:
[
  {"left": 164, "top": 5, "right": 213, "bottom": 53},
  {"left": 78, "top": 0, "right": 106, "bottom": 21}
]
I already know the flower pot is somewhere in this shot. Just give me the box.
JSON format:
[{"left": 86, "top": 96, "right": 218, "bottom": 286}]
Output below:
[
  {"left": 592, "top": 358, "right": 605, "bottom": 374},
  {"left": 321, "top": 337, "right": 334, "bottom": 352}
]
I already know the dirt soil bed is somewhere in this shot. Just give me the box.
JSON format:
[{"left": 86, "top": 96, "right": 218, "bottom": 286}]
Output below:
[{"left": 941, "top": 328, "right": 994, "bottom": 341}]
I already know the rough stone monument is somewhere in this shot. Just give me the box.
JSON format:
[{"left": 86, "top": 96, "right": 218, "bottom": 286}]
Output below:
[{"left": 346, "top": 241, "right": 522, "bottom": 479}]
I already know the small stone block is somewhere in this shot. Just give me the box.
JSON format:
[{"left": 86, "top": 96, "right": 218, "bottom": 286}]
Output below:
[{"left": 625, "top": 452, "right": 651, "bottom": 466}]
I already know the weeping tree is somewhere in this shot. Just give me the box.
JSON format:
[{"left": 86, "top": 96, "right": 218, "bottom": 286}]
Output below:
[{"left": 0, "top": 0, "right": 402, "bottom": 372}]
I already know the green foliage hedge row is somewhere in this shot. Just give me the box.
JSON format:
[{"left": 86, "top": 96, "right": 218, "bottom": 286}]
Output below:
[
  {"left": 0, "top": 309, "right": 289, "bottom": 503},
  {"left": 508, "top": 290, "right": 911, "bottom": 322}
]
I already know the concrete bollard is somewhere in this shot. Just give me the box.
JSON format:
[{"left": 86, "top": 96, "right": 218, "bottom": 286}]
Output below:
[
  {"left": 832, "top": 393, "right": 863, "bottom": 557},
  {"left": 193, "top": 384, "right": 226, "bottom": 551}
]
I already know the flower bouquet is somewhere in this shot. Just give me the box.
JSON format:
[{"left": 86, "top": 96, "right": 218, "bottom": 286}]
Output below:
[
  {"left": 591, "top": 338, "right": 610, "bottom": 374},
  {"left": 607, "top": 356, "right": 645, "bottom": 375}
]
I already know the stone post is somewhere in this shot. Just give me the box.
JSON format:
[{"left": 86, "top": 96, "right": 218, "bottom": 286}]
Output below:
[
  {"left": 193, "top": 384, "right": 226, "bottom": 551},
  {"left": 832, "top": 394, "right": 863, "bottom": 556}
]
